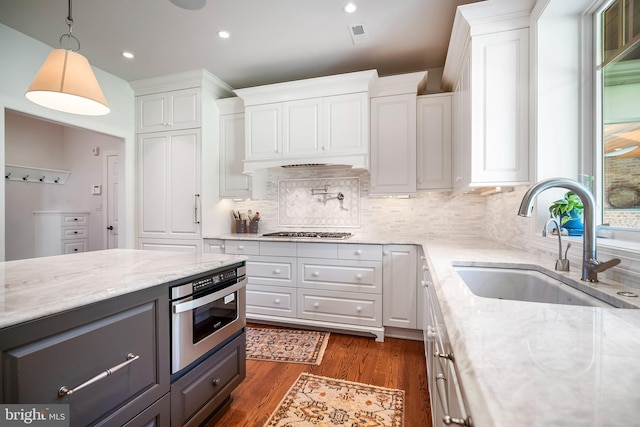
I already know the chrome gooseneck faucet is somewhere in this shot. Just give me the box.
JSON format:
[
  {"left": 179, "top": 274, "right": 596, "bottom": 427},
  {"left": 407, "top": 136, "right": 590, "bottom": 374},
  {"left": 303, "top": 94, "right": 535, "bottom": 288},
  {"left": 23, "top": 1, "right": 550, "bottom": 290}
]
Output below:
[{"left": 518, "top": 177, "right": 620, "bottom": 282}]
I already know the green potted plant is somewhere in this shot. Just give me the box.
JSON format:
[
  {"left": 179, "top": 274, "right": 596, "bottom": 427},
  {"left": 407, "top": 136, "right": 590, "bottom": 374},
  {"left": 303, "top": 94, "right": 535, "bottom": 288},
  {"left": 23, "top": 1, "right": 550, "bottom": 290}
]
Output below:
[{"left": 549, "top": 191, "right": 584, "bottom": 235}]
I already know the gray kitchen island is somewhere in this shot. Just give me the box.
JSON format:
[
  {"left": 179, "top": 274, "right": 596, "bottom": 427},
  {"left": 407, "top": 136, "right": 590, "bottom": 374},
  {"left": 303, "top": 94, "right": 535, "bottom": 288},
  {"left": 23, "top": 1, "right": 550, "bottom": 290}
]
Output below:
[{"left": 0, "top": 249, "right": 247, "bottom": 427}]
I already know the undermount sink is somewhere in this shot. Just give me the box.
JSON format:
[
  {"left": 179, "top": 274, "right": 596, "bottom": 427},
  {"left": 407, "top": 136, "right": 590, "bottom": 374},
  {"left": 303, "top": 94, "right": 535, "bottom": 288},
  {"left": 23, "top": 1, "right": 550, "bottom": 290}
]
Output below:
[{"left": 453, "top": 264, "right": 627, "bottom": 308}]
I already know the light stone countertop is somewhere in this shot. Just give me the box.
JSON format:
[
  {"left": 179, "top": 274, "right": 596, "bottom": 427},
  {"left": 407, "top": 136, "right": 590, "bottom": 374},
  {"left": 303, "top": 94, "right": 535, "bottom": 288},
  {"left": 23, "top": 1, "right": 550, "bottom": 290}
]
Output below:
[
  {"left": 423, "top": 238, "right": 640, "bottom": 427},
  {"left": 0, "top": 249, "right": 247, "bottom": 329},
  {"left": 207, "top": 232, "right": 640, "bottom": 426}
]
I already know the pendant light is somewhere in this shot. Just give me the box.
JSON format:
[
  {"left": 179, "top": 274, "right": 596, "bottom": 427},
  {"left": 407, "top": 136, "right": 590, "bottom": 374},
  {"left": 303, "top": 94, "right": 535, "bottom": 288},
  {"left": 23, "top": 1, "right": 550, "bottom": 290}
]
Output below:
[{"left": 25, "top": 0, "right": 110, "bottom": 116}]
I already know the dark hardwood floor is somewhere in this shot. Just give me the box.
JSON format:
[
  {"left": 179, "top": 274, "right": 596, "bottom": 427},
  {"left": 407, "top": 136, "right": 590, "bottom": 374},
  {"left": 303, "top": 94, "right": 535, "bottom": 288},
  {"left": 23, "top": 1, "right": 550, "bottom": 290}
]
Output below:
[{"left": 211, "top": 324, "right": 432, "bottom": 426}]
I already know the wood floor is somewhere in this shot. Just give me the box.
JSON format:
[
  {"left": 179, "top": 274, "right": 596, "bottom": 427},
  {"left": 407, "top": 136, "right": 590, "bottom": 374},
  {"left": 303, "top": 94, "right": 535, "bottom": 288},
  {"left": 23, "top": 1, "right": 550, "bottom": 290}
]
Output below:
[{"left": 211, "top": 324, "right": 432, "bottom": 426}]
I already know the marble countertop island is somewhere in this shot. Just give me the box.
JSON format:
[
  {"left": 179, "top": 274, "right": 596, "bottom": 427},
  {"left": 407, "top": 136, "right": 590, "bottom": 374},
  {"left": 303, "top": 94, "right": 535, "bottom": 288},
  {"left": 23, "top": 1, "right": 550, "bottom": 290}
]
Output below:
[{"left": 0, "top": 249, "right": 247, "bottom": 329}]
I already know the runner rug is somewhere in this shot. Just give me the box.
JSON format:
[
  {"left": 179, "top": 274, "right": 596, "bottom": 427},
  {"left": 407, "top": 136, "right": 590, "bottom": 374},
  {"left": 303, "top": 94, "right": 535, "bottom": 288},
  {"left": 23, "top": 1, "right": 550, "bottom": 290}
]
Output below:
[
  {"left": 246, "top": 327, "right": 330, "bottom": 365},
  {"left": 264, "top": 373, "right": 405, "bottom": 426}
]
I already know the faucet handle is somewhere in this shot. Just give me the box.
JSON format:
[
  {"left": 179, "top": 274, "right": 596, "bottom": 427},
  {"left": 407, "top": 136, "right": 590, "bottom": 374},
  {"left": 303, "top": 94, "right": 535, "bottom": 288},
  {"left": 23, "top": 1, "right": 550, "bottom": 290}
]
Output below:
[{"left": 589, "top": 258, "right": 621, "bottom": 273}]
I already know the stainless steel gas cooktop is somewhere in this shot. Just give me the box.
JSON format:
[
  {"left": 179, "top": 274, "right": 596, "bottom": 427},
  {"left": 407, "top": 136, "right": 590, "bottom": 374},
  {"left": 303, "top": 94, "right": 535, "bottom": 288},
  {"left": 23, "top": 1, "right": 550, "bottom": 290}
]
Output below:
[{"left": 261, "top": 231, "right": 353, "bottom": 239}]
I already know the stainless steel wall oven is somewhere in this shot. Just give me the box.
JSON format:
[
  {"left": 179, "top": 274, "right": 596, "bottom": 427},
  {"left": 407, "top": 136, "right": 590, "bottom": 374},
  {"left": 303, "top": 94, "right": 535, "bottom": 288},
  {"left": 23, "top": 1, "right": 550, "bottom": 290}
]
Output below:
[{"left": 169, "top": 263, "right": 246, "bottom": 375}]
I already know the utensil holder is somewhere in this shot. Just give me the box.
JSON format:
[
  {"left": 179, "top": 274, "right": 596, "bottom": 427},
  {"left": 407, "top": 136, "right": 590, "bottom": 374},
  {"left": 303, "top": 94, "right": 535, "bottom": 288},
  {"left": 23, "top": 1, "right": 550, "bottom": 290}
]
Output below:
[
  {"left": 235, "top": 220, "right": 246, "bottom": 233},
  {"left": 249, "top": 221, "right": 259, "bottom": 234}
]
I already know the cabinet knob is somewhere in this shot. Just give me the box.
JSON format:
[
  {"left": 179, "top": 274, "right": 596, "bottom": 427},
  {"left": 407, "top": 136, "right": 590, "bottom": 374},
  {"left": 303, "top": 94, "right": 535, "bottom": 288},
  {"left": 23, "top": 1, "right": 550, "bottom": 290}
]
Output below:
[
  {"left": 356, "top": 306, "right": 362, "bottom": 312},
  {"left": 238, "top": 245, "right": 244, "bottom": 250},
  {"left": 273, "top": 269, "right": 281, "bottom": 275},
  {"left": 74, "top": 248, "right": 78, "bottom": 252},
  {"left": 422, "top": 280, "right": 428, "bottom": 288},
  {"left": 426, "top": 326, "right": 437, "bottom": 340},
  {"left": 73, "top": 218, "right": 78, "bottom": 221},
  {"left": 212, "top": 378, "right": 221, "bottom": 386},
  {"left": 356, "top": 274, "right": 363, "bottom": 280},
  {"left": 312, "top": 271, "right": 320, "bottom": 277},
  {"left": 274, "top": 299, "right": 281, "bottom": 305},
  {"left": 355, "top": 250, "right": 362, "bottom": 255},
  {"left": 313, "top": 302, "right": 320, "bottom": 308},
  {"left": 383, "top": 251, "right": 390, "bottom": 256},
  {"left": 74, "top": 231, "right": 78, "bottom": 234}
]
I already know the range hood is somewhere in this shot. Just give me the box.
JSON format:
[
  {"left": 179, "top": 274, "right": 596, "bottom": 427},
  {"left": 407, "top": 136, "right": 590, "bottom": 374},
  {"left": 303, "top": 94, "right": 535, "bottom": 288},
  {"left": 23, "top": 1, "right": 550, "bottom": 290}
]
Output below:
[{"left": 234, "top": 70, "right": 377, "bottom": 175}]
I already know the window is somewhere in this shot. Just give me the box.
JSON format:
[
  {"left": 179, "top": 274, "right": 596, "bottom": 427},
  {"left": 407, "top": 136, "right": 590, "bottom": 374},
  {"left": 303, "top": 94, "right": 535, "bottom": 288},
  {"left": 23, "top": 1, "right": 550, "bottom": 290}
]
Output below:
[{"left": 601, "top": 0, "right": 640, "bottom": 229}]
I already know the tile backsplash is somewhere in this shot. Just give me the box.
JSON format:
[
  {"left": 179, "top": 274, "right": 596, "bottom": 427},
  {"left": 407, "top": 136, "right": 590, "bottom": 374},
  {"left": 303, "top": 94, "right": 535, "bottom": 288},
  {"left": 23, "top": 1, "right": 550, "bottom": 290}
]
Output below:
[
  {"left": 228, "top": 166, "right": 488, "bottom": 238},
  {"left": 278, "top": 177, "right": 360, "bottom": 227}
]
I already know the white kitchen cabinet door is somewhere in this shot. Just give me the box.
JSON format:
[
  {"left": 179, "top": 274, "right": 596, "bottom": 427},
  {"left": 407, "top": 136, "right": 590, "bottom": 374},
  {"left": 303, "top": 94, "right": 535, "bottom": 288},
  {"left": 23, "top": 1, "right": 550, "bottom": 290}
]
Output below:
[
  {"left": 469, "top": 28, "right": 529, "bottom": 185},
  {"left": 370, "top": 94, "right": 417, "bottom": 195},
  {"left": 244, "top": 103, "right": 282, "bottom": 160},
  {"left": 452, "top": 54, "right": 471, "bottom": 191},
  {"left": 136, "top": 88, "right": 200, "bottom": 133},
  {"left": 417, "top": 94, "right": 452, "bottom": 190},
  {"left": 283, "top": 98, "right": 323, "bottom": 157},
  {"left": 324, "top": 92, "right": 369, "bottom": 154},
  {"left": 219, "top": 112, "right": 251, "bottom": 198},
  {"left": 382, "top": 244, "right": 418, "bottom": 329},
  {"left": 138, "top": 130, "right": 201, "bottom": 239}
]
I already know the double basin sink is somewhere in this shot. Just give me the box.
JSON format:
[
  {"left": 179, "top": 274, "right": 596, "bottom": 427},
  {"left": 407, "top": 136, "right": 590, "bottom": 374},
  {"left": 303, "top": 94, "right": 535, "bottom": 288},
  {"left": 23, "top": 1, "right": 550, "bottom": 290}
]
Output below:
[{"left": 453, "top": 263, "right": 639, "bottom": 309}]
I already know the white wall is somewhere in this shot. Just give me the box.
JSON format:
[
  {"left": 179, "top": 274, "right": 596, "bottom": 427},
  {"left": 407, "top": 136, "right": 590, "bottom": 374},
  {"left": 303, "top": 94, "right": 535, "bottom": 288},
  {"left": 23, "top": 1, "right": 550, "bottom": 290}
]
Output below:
[
  {"left": 0, "top": 23, "right": 135, "bottom": 261},
  {"left": 4, "top": 111, "right": 122, "bottom": 260}
]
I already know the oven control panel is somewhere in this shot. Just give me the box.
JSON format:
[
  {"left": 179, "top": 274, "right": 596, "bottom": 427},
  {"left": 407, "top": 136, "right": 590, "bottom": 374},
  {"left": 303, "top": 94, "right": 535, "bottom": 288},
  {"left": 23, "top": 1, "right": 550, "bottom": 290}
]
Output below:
[{"left": 192, "top": 269, "right": 237, "bottom": 293}]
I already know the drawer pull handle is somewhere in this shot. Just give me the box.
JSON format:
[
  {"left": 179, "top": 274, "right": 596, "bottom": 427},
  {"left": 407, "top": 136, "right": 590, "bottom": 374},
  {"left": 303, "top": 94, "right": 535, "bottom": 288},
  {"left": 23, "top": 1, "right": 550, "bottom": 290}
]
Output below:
[
  {"left": 212, "top": 378, "right": 221, "bottom": 386},
  {"left": 274, "top": 299, "right": 281, "bottom": 304},
  {"left": 58, "top": 353, "right": 139, "bottom": 397},
  {"left": 273, "top": 269, "right": 281, "bottom": 275}
]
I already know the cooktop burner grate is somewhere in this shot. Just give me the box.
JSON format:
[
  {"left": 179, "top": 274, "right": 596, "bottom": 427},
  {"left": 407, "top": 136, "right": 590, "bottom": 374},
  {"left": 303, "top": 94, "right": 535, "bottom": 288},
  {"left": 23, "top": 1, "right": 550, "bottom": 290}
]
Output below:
[{"left": 262, "top": 231, "right": 353, "bottom": 239}]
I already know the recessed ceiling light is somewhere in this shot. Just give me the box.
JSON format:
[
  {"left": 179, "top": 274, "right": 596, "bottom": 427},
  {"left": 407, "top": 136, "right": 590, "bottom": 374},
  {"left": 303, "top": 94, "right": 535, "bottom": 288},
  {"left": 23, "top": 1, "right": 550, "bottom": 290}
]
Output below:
[
  {"left": 121, "top": 51, "right": 135, "bottom": 59},
  {"left": 344, "top": 2, "right": 358, "bottom": 13},
  {"left": 218, "top": 30, "right": 230, "bottom": 39}
]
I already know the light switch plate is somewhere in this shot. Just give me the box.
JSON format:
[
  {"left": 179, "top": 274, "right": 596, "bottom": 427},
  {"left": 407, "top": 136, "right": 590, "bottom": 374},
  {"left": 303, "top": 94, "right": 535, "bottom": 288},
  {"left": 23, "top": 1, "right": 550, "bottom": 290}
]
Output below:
[{"left": 92, "top": 185, "right": 102, "bottom": 195}]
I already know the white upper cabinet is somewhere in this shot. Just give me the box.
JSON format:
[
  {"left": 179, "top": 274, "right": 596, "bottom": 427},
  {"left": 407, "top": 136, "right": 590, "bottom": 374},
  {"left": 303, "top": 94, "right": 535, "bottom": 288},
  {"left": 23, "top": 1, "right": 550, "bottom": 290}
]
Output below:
[
  {"left": 245, "top": 103, "right": 283, "bottom": 160},
  {"left": 417, "top": 93, "right": 452, "bottom": 190},
  {"left": 443, "top": 2, "right": 531, "bottom": 192},
  {"left": 137, "top": 88, "right": 201, "bottom": 133},
  {"left": 369, "top": 71, "right": 426, "bottom": 195},
  {"left": 235, "top": 70, "right": 377, "bottom": 173},
  {"left": 219, "top": 98, "right": 251, "bottom": 198},
  {"left": 283, "top": 98, "right": 323, "bottom": 157}
]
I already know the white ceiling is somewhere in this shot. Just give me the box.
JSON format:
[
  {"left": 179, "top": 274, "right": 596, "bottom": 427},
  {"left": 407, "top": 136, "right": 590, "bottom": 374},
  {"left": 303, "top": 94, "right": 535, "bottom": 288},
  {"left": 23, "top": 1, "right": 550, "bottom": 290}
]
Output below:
[{"left": 0, "top": 0, "right": 482, "bottom": 90}]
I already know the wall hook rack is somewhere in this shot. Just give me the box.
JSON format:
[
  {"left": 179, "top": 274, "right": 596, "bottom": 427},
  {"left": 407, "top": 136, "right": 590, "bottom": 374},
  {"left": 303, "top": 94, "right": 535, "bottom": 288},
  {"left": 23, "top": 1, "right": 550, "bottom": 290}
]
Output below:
[{"left": 4, "top": 164, "right": 71, "bottom": 185}]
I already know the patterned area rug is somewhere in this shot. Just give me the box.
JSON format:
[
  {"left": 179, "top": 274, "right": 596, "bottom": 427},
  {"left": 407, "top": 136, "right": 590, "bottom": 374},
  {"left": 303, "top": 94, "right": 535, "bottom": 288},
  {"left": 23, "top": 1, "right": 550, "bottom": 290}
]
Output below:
[
  {"left": 246, "top": 327, "right": 330, "bottom": 365},
  {"left": 265, "top": 373, "right": 405, "bottom": 426}
]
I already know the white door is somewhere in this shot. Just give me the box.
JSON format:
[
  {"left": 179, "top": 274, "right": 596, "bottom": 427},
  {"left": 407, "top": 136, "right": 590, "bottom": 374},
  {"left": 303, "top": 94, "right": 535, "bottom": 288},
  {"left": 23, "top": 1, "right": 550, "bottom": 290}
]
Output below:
[{"left": 105, "top": 152, "right": 119, "bottom": 249}]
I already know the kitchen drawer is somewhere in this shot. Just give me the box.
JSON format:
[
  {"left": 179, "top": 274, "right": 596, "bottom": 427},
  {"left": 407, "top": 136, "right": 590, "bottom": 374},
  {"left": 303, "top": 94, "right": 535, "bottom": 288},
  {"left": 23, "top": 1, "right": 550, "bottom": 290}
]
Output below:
[
  {"left": 338, "top": 244, "right": 382, "bottom": 261},
  {"left": 246, "top": 256, "right": 297, "bottom": 287},
  {"left": 63, "top": 239, "right": 87, "bottom": 254},
  {"left": 259, "top": 241, "right": 297, "bottom": 257},
  {"left": 224, "top": 240, "right": 260, "bottom": 255},
  {"left": 62, "top": 213, "right": 89, "bottom": 226},
  {"left": 62, "top": 227, "right": 88, "bottom": 239},
  {"left": 247, "top": 284, "right": 297, "bottom": 317},
  {"left": 123, "top": 393, "right": 170, "bottom": 427},
  {"left": 297, "top": 242, "right": 338, "bottom": 258},
  {"left": 3, "top": 302, "right": 160, "bottom": 427},
  {"left": 298, "top": 289, "right": 382, "bottom": 327},
  {"left": 299, "top": 258, "right": 382, "bottom": 294},
  {"left": 171, "top": 332, "right": 246, "bottom": 427}
]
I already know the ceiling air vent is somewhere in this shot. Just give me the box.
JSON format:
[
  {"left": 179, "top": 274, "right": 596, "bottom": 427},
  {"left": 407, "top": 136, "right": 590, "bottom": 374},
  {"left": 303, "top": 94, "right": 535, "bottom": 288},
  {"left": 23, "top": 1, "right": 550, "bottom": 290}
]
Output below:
[{"left": 349, "top": 23, "right": 369, "bottom": 45}]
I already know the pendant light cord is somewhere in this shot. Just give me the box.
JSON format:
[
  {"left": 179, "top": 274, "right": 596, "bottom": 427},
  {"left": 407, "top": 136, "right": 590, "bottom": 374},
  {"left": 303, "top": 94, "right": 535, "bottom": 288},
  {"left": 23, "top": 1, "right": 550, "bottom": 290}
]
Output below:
[{"left": 60, "top": 0, "right": 80, "bottom": 52}]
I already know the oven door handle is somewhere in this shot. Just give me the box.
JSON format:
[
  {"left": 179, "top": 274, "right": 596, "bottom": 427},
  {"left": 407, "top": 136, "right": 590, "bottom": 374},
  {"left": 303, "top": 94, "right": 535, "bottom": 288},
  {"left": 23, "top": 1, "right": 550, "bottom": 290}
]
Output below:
[{"left": 172, "top": 277, "right": 246, "bottom": 314}]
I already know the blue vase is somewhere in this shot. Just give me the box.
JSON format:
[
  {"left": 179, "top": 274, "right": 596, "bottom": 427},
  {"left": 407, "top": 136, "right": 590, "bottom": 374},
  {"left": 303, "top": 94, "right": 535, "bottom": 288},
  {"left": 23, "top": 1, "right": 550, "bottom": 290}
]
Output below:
[{"left": 560, "top": 209, "right": 583, "bottom": 236}]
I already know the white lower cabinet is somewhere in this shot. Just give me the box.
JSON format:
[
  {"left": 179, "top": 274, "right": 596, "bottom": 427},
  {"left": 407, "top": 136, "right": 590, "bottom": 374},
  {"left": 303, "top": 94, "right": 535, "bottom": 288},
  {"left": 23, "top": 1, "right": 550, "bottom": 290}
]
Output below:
[
  {"left": 34, "top": 211, "right": 90, "bottom": 257},
  {"left": 382, "top": 245, "right": 418, "bottom": 329}
]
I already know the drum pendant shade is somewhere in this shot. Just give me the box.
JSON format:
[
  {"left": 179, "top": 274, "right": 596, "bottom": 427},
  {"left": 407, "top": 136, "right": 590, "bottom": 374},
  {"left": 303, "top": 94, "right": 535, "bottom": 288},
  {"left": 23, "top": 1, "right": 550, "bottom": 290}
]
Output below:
[{"left": 26, "top": 49, "right": 110, "bottom": 116}]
